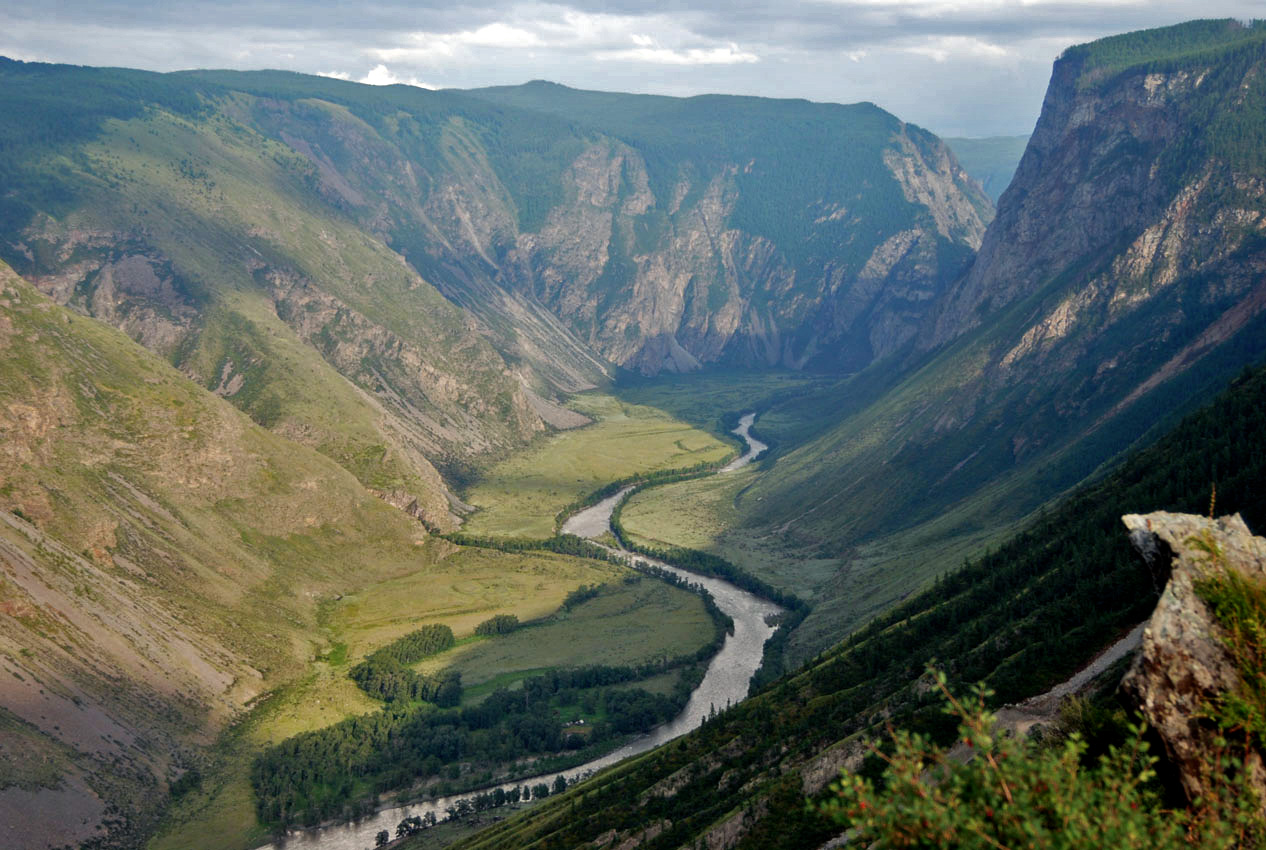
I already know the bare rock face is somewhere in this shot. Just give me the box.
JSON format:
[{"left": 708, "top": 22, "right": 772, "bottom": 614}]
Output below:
[
  {"left": 504, "top": 130, "right": 989, "bottom": 376},
  {"left": 927, "top": 38, "right": 1266, "bottom": 352},
  {"left": 1121, "top": 511, "right": 1266, "bottom": 807}
]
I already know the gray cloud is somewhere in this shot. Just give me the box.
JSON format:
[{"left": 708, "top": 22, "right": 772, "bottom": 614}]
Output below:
[{"left": 3, "top": 1, "right": 1263, "bottom": 136}]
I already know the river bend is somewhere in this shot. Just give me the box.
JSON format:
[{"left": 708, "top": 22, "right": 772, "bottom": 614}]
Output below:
[{"left": 259, "top": 413, "right": 775, "bottom": 850}]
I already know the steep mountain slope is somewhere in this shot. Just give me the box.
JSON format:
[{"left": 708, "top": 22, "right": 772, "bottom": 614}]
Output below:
[
  {"left": 448, "top": 356, "right": 1266, "bottom": 850},
  {"left": 736, "top": 19, "right": 1266, "bottom": 652},
  {"left": 0, "top": 261, "right": 452, "bottom": 847},
  {"left": 0, "top": 61, "right": 560, "bottom": 526},
  {"left": 463, "top": 82, "right": 992, "bottom": 373}
]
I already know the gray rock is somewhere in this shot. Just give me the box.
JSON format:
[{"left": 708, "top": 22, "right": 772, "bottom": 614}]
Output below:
[{"left": 1121, "top": 511, "right": 1266, "bottom": 808}]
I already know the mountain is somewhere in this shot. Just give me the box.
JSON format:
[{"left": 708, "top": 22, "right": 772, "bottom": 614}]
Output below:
[
  {"left": 0, "top": 58, "right": 988, "bottom": 849},
  {"left": 0, "top": 63, "right": 561, "bottom": 530},
  {"left": 0, "top": 62, "right": 994, "bottom": 515},
  {"left": 459, "top": 82, "right": 991, "bottom": 373},
  {"left": 5, "top": 18, "right": 1266, "bottom": 850},
  {"left": 944, "top": 135, "right": 1030, "bottom": 202},
  {"left": 0, "top": 260, "right": 454, "bottom": 848},
  {"left": 729, "top": 18, "right": 1266, "bottom": 655}
]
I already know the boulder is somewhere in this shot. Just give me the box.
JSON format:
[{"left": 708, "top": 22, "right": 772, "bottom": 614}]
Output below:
[{"left": 1120, "top": 511, "right": 1266, "bottom": 808}]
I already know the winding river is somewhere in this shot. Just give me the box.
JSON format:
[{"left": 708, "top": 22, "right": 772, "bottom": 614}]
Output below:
[{"left": 259, "top": 413, "right": 776, "bottom": 850}]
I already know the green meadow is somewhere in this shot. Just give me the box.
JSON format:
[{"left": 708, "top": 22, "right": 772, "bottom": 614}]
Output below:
[
  {"left": 418, "top": 577, "right": 715, "bottom": 700},
  {"left": 461, "top": 393, "right": 734, "bottom": 538}
]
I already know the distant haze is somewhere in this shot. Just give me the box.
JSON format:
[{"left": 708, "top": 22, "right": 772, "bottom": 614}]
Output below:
[
  {"left": 2, "top": 2, "right": 1263, "bottom": 136},
  {"left": 945, "top": 136, "right": 1031, "bottom": 203}
]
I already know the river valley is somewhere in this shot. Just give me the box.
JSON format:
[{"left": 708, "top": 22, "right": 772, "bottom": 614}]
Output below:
[{"left": 256, "top": 414, "right": 778, "bottom": 850}]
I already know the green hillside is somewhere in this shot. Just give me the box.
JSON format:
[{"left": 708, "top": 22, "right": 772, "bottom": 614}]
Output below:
[{"left": 0, "top": 59, "right": 577, "bottom": 526}]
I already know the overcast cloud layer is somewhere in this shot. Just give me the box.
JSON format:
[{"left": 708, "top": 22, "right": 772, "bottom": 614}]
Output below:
[{"left": 3, "top": 1, "right": 1262, "bottom": 136}]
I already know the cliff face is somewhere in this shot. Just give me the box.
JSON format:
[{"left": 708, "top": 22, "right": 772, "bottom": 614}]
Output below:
[
  {"left": 739, "top": 20, "right": 1266, "bottom": 659},
  {"left": 490, "top": 117, "right": 989, "bottom": 375},
  {"left": 236, "top": 80, "right": 991, "bottom": 378},
  {"left": 930, "top": 31, "right": 1266, "bottom": 349}
]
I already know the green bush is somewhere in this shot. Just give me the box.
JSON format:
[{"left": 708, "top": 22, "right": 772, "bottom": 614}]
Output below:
[
  {"left": 820, "top": 669, "right": 1264, "bottom": 849},
  {"left": 474, "top": 613, "right": 520, "bottom": 636}
]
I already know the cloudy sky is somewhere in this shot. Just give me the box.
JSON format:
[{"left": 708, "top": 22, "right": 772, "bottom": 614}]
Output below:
[{"left": 3, "top": 1, "right": 1262, "bottom": 136}]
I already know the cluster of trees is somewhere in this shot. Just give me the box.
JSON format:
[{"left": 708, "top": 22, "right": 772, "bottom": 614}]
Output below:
[
  {"left": 474, "top": 614, "right": 520, "bottom": 636},
  {"left": 348, "top": 625, "right": 460, "bottom": 706},
  {"left": 367, "top": 625, "right": 455, "bottom": 664},
  {"left": 252, "top": 664, "right": 686, "bottom": 828},
  {"left": 381, "top": 773, "right": 577, "bottom": 843},
  {"left": 349, "top": 663, "right": 461, "bottom": 707},
  {"left": 561, "top": 584, "right": 600, "bottom": 609},
  {"left": 441, "top": 531, "right": 620, "bottom": 563}
]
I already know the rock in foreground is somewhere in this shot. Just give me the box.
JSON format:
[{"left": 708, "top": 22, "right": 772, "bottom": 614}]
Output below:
[{"left": 1121, "top": 510, "right": 1266, "bottom": 808}]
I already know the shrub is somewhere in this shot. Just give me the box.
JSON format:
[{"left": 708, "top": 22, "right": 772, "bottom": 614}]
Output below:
[{"left": 820, "top": 669, "right": 1263, "bottom": 849}]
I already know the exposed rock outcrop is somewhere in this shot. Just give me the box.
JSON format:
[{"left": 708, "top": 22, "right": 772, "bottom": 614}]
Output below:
[
  {"left": 744, "top": 22, "right": 1266, "bottom": 627},
  {"left": 928, "top": 28, "right": 1266, "bottom": 350},
  {"left": 1121, "top": 511, "right": 1266, "bottom": 808},
  {"left": 496, "top": 127, "right": 988, "bottom": 375}
]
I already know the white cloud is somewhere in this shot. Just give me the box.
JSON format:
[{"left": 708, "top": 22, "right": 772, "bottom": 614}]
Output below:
[
  {"left": 316, "top": 70, "right": 351, "bottom": 80},
  {"left": 596, "top": 43, "right": 759, "bottom": 65},
  {"left": 902, "top": 36, "right": 1011, "bottom": 62},
  {"left": 373, "top": 21, "right": 543, "bottom": 63},
  {"left": 463, "top": 22, "right": 543, "bottom": 48},
  {"left": 369, "top": 9, "right": 758, "bottom": 68},
  {"left": 359, "top": 64, "right": 436, "bottom": 88}
]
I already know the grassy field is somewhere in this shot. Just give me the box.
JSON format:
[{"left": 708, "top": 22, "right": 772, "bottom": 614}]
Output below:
[
  {"left": 619, "top": 469, "right": 844, "bottom": 605},
  {"left": 147, "top": 546, "right": 626, "bottom": 850},
  {"left": 462, "top": 393, "right": 734, "bottom": 538},
  {"left": 417, "top": 577, "right": 715, "bottom": 698}
]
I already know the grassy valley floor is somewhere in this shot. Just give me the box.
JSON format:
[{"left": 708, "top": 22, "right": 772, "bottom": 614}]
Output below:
[
  {"left": 148, "top": 546, "right": 629, "bottom": 850},
  {"left": 460, "top": 392, "right": 735, "bottom": 538}
]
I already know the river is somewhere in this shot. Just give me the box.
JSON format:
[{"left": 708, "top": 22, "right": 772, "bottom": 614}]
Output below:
[{"left": 259, "top": 414, "right": 776, "bottom": 850}]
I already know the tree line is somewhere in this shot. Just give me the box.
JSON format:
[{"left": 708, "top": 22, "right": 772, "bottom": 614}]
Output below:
[
  {"left": 251, "top": 665, "right": 685, "bottom": 828},
  {"left": 348, "top": 625, "right": 461, "bottom": 706}
]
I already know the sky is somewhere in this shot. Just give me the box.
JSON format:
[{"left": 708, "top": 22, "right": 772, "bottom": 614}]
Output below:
[{"left": 3, "top": 1, "right": 1263, "bottom": 137}]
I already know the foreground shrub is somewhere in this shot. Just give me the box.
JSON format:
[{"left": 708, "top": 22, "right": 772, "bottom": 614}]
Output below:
[{"left": 820, "top": 669, "right": 1263, "bottom": 849}]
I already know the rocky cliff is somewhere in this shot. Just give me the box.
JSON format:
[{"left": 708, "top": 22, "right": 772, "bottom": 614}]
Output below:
[
  {"left": 930, "top": 20, "right": 1266, "bottom": 349},
  {"left": 467, "top": 84, "right": 991, "bottom": 374}
]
